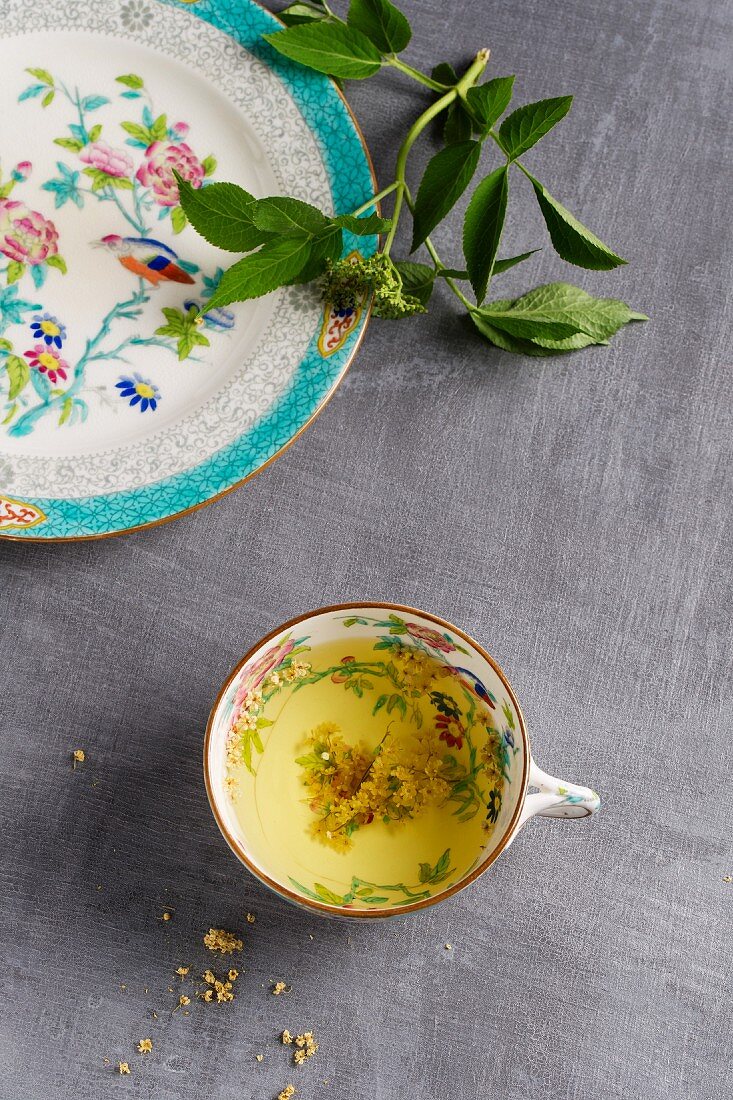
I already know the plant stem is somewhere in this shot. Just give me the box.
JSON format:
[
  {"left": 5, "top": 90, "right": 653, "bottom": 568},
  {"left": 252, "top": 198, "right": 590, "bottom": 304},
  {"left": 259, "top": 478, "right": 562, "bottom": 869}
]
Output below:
[
  {"left": 349, "top": 181, "right": 400, "bottom": 218},
  {"left": 385, "top": 55, "right": 446, "bottom": 92},
  {"left": 383, "top": 50, "right": 490, "bottom": 256}
]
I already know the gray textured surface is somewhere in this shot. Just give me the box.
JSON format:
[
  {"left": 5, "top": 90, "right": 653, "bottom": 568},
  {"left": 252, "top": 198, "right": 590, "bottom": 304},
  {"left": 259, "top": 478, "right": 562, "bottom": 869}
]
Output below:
[{"left": 1, "top": 0, "right": 731, "bottom": 1097}]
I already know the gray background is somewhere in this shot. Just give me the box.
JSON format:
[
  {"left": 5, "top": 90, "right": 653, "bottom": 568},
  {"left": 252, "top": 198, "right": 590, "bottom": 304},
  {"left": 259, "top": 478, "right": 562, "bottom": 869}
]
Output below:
[{"left": 1, "top": 0, "right": 731, "bottom": 1096}]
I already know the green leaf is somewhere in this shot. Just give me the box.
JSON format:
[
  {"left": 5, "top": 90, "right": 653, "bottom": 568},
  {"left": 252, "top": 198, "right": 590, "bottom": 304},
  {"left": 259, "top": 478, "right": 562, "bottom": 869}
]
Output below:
[
  {"left": 347, "top": 0, "right": 412, "bottom": 54},
  {"left": 437, "top": 250, "right": 539, "bottom": 281},
  {"left": 6, "top": 261, "right": 25, "bottom": 285},
  {"left": 0, "top": 338, "right": 11, "bottom": 352},
  {"left": 26, "top": 67, "right": 53, "bottom": 85},
  {"left": 170, "top": 205, "right": 187, "bottom": 235},
  {"left": 88, "top": 124, "right": 102, "bottom": 143},
  {"left": 120, "top": 120, "right": 153, "bottom": 144},
  {"left": 492, "top": 249, "right": 540, "bottom": 275},
  {"left": 528, "top": 175, "right": 626, "bottom": 270},
  {"left": 263, "top": 23, "right": 382, "bottom": 80},
  {"left": 465, "top": 75, "right": 515, "bottom": 131},
  {"left": 472, "top": 310, "right": 562, "bottom": 356},
  {"left": 493, "top": 282, "right": 647, "bottom": 342},
  {"left": 279, "top": 2, "right": 329, "bottom": 26},
  {"left": 5, "top": 355, "right": 30, "bottom": 400},
  {"left": 315, "top": 883, "right": 345, "bottom": 905},
  {"left": 201, "top": 155, "right": 217, "bottom": 177},
  {"left": 498, "top": 96, "right": 573, "bottom": 159},
  {"left": 150, "top": 113, "right": 168, "bottom": 141},
  {"left": 204, "top": 236, "right": 317, "bottom": 310},
  {"left": 176, "top": 176, "right": 271, "bottom": 252},
  {"left": 435, "top": 848, "right": 451, "bottom": 875},
  {"left": 46, "top": 254, "right": 67, "bottom": 274},
  {"left": 115, "top": 73, "right": 144, "bottom": 89},
  {"left": 393, "top": 261, "right": 435, "bottom": 306},
  {"left": 285, "top": 226, "right": 342, "bottom": 284},
  {"left": 418, "top": 862, "right": 432, "bottom": 884},
  {"left": 411, "top": 140, "right": 481, "bottom": 251},
  {"left": 53, "top": 137, "right": 84, "bottom": 152},
  {"left": 58, "top": 397, "right": 73, "bottom": 426},
  {"left": 2, "top": 402, "right": 17, "bottom": 425},
  {"left": 249, "top": 196, "right": 330, "bottom": 236},
  {"left": 41, "top": 90, "right": 55, "bottom": 108},
  {"left": 462, "top": 164, "right": 509, "bottom": 303},
  {"left": 473, "top": 284, "right": 646, "bottom": 355},
  {"left": 443, "top": 101, "right": 473, "bottom": 145},
  {"left": 333, "top": 212, "right": 391, "bottom": 235},
  {"left": 431, "top": 61, "right": 457, "bottom": 86}
]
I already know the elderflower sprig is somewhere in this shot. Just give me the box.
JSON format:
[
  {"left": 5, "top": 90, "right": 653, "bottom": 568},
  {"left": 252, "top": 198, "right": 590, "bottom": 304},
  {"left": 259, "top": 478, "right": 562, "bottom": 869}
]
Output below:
[{"left": 176, "top": 0, "right": 646, "bottom": 356}]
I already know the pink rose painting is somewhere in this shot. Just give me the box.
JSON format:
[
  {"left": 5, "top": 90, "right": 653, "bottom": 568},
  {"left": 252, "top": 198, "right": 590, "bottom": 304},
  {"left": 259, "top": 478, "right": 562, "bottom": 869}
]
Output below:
[
  {"left": 0, "top": 200, "right": 58, "bottom": 265},
  {"left": 80, "top": 141, "right": 134, "bottom": 179},
  {"left": 230, "top": 635, "right": 296, "bottom": 726},
  {"left": 135, "top": 141, "right": 205, "bottom": 206},
  {"left": 406, "top": 622, "right": 456, "bottom": 653}
]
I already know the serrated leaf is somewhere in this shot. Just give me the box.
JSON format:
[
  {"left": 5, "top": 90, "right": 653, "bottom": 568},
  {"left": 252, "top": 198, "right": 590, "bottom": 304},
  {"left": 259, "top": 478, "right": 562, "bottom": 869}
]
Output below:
[
  {"left": 443, "top": 101, "right": 473, "bottom": 144},
  {"left": 279, "top": 2, "right": 329, "bottom": 25},
  {"left": 26, "top": 67, "right": 53, "bottom": 85},
  {"left": 170, "top": 205, "right": 187, "bottom": 235},
  {"left": 498, "top": 282, "right": 647, "bottom": 341},
  {"left": 465, "top": 75, "right": 515, "bottom": 131},
  {"left": 528, "top": 175, "right": 626, "bottom": 270},
  {"left": 5, "top": 355, "right": 30, "bottom": 400},
  {"left": 250, "top": 196, "right": 329, "bottom": 236},
  {"left": 176, "top": 176, "right": 272, "bottom": 252},
  {"left": 471, "top": 309, "right": 554, "bottom": 356},
  {"left": 115, "top": 73, "right": 144, "bottom": 89},
  {"left": 285, "top": 226, "right": 342, "bottom": 284},
  {"left": 492, "top": 249, "right": 540, "bottom": 275},
  {"left": 347, "top": 0, "right": 411, "bottom": 54},
  {"left": 204, "top": 236, "right": 317, "bottom": 310},
  {"left": 431, "top": 61, "right": 457, "bottom": 86},
  {"left": 411, "top": 140, "right": 481, "bottom": 251},
  {"left": 333, "top": 212, "right": 391, "bottom": 235},
  {"left": 463, "top": 164, "right": 509, "bottom": 303},
  {"left": 498, "top": 96, "right": 572, "bottom": 159},
  {"left": 263, "top": 23, "right": 382, "bottom": 79},
  {"left": 394, "top": 261, "right": 434, "bottom": 306},
  {"left": 475, "top": 311, "right": 582, "bottom": 342}
]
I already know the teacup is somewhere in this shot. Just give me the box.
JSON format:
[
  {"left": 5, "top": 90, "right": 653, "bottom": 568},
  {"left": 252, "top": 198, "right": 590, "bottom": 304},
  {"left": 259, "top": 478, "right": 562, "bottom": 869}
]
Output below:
[{"left": 204, "top": 603, "right": 600, "bottom": 919}]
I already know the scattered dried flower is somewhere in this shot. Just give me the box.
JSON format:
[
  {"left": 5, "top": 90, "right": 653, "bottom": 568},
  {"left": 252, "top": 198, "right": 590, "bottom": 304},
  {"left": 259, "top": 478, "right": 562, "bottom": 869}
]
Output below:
[
  {"left": 175, "top": 966, "right": 189, "bottom": 978},
  {"left": 137, "top": 1039, "right": 153, "bottom": 1054},
  {"left": 281, "top": 1030, "right": 293, "bottom": 1045},
  {"left": 278, "top": 1086, "right": 296, "bottom": 1100},
  {"left": 203, "top": 928, "right": 243, "bottom": 954},
  {"left": 118, "top": 1062, "right": 130, "bottom": 1075},
  {"left": 272, "top": 980, "right": 289, "bottom": 995},
  {"left": 246, "top": 912, "right": 256, "bottom": 924},
  {"left": 228, "top": 969, "right": 239, "bottom": 981},
  {"left": 72, "top": 749, "right": 85, "bottom": 768}
]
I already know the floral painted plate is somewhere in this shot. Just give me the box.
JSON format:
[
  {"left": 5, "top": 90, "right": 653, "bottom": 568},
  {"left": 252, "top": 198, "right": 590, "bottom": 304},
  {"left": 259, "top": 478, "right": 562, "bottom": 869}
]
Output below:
[{"left": 0, "top": 0, "right": 376, "bottom": 539}]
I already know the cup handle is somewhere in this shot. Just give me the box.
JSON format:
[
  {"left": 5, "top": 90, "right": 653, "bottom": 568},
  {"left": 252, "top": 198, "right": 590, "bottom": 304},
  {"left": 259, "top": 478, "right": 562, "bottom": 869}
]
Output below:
[{"left": 518, "top": 758, "right": 601, "bottom": 827}]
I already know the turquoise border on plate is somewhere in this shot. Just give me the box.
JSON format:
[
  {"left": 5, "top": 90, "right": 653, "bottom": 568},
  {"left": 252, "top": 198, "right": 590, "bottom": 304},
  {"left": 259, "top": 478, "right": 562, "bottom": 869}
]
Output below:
[{"left": 6, "top": 0, "right": 376, "bottom": 539}]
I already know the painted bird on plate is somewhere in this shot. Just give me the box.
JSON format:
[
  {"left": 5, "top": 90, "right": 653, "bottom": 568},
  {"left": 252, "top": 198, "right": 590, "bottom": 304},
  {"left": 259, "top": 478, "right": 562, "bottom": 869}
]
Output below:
[
  {"left": 455, "top": 667, "right": 497, "bottom": 709},
  {"left": 95, "top": 234, "right": 195, "bottom": 286}
]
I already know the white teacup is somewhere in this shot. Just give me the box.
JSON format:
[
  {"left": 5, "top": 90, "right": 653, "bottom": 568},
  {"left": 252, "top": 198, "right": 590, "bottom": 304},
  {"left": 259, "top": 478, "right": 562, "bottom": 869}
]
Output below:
[{"left": 205, "top": 603, "right": 600, "bottom": 918}]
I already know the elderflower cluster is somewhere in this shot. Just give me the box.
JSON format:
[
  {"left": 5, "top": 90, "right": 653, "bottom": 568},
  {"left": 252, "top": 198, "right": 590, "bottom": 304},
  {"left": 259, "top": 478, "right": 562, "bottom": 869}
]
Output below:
[
  {"left": 321, "top": 254, "right": 426, "bottom": 319},
  {"left": 298, "top": 722, "right": 454, "bottom": 852},
  {"left": 227, "top": 660, "right": 311, "bottom": 767}
]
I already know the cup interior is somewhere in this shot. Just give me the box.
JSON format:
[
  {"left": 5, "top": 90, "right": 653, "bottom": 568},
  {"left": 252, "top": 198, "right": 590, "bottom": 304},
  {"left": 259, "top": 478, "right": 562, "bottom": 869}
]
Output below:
[{"left": 206, "top": 605, "right": 528, "bottom": 916}]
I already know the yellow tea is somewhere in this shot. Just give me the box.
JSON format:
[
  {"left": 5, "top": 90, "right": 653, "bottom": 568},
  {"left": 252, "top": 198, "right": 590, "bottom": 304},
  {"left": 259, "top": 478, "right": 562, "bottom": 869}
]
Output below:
[{"left": 224, "top": 620, "right": 517, "bottom": 910}]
